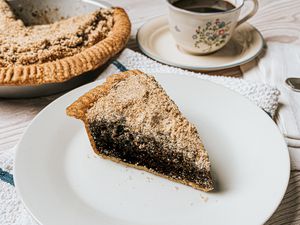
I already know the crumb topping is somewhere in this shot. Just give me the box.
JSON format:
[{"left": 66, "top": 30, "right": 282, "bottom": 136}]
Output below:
[
  {"left": 86, "top": 74, "right": 211, "bottom": 171},
  {"left": 0, "top": 0, "right": 114, "bottom": 66}
]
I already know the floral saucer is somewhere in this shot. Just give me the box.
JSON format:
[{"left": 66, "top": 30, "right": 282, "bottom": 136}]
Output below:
[{"left": 137, "top": 16, "right": 265, "bottom": 71}]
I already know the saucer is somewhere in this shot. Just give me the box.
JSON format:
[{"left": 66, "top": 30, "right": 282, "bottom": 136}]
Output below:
[{"left": 137, "top": 16, "right": 265, "bottom": 71}]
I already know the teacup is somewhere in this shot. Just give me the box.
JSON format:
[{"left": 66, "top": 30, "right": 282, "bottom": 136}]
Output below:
[{"left": 166, "top": 0, "right": 259, "bottom": 55}]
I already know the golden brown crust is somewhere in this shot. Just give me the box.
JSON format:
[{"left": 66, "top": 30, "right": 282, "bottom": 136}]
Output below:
[
  {"left": 66, "top": 70, "right": 213, "bottom": 192},
  {"left": 0, "top": 7, "right": 131, "bottom": 86}
]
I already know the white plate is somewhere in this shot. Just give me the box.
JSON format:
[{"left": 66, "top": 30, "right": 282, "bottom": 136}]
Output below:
[
  {"left": 137, "top": 16, "right": 265, "bottom": 71},
  {"left": 14, "top": 73, "right": 289, "bottom": 225}
]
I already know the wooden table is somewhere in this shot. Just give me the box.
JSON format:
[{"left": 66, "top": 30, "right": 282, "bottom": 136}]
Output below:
[{"left": 1, "top": 0, "right": 300, "bottom": 224}]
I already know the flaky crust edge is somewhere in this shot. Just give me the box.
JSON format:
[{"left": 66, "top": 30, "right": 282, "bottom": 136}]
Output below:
[
  {"left": 66, "top": 69, "right": 214, "bottom": 192},
  {"left": 0, "top": 7, "right": 131, "bottom": 86}
]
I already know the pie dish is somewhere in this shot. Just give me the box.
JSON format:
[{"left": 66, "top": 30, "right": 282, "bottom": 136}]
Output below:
[
  {"left": 0, "top": 0, "right": 131, "bottom": 86},
  {"left": 66, "top": 70, "right": 214, "bottom": 191}
]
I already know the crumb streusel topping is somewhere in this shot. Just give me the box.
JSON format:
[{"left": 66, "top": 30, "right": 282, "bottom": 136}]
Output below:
[
  {"left": 0, "top": 0, "right": 114, "bottom": 66},
  {"left": 86, "top": 74, "right": 211, "bottom": 172}
]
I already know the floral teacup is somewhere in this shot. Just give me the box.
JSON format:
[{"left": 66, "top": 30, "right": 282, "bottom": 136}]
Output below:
[{"left": 166, "top": 0, "right": 259, "bottom": 55}]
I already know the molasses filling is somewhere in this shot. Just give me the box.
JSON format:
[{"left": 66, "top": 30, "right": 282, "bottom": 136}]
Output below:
[
  {"left": 83, "top": 73, "right": 214, "bottom": 191},
  {"left": 88, "top": 120, "right": 213, "bottom": 189}
]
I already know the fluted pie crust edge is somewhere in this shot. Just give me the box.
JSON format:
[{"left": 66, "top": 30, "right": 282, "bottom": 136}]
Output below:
[{"left": 0, "top": 8, "right": 131, "bottom": 86}]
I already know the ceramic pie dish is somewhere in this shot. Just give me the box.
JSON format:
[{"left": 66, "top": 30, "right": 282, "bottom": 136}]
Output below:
[{"left": 0, "top": 0, "right": 131, "bottom": 97}]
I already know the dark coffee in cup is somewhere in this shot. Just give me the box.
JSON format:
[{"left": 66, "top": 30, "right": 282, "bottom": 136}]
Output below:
[{"left": 173, "top": 0, "right": 236, "bottom": 13}]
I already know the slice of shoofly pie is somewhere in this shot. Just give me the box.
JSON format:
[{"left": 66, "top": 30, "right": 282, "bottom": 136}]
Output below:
[{"left": 66, "top": 70, "right": 214, "bottom": 191}]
